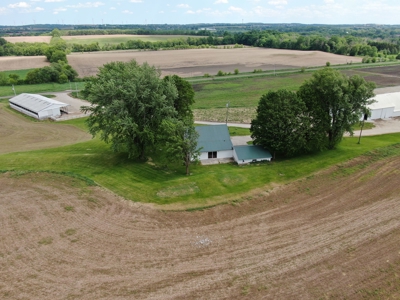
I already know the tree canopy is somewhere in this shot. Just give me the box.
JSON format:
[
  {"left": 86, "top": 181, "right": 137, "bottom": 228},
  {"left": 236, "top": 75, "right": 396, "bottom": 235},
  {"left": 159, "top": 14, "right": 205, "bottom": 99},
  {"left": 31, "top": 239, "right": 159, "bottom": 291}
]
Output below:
[
  {"left": 251, "top": 68, "right": 376, "bottom": 157},
  {"left": 81, "top": 60, "right": 178, "bottom": 160}
]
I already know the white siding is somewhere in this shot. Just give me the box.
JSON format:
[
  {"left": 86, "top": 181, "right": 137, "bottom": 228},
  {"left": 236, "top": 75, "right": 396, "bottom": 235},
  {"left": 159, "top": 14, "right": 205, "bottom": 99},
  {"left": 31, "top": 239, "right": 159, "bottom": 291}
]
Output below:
[{"left": 199, "top": 150, "right": 233, "bottom": 160}]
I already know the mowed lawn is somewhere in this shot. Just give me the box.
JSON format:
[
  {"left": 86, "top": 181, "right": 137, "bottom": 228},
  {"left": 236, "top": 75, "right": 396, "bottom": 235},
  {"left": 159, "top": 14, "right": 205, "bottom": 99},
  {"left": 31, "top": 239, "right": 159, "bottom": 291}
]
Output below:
[
  {"left": 0, "top": 116, "right": 398, "bottom": 209},
  {"left": 62, "top": 35, "right": 203, "bottom": 47}
]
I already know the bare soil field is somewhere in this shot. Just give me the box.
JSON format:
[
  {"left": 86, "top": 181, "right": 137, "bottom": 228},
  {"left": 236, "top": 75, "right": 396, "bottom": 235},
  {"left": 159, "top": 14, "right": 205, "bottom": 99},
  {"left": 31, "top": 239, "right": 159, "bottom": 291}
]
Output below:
[
  {"left": 344, "top": 65, "right": 400, "bottom": 87},
  {"left": 0, "top": 103, "right": 90, "bottom": 154},
  {"left": 3, "top": 36, "right": 52, "bottom": 43},
  {"left": 1, "top": 151, "right": 399, "bottom": 299},
  {"left": 0, "top": 56, "right": 49, "bottom": 72},
  {"left": 67, "top": 48, "right": 361, "bottom": 77}
]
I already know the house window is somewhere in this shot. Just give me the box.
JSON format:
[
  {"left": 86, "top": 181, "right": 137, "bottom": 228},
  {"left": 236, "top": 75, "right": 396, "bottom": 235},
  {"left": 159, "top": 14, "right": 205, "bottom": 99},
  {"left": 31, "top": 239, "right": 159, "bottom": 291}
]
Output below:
[{"left": 208, "top": 151, "right": 217, "bottom": 158}]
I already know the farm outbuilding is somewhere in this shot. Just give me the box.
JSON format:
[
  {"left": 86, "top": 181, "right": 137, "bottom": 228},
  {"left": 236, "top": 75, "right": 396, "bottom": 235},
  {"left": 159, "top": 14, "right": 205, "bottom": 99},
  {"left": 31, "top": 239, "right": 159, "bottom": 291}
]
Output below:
[
  {"left": 195, "top": 125, "right": 233, "bottom": 161},
  {"left": 368, "top": 92, "right": 400, "bottom": 120},
  {"left": 9, "top": 93, "right": 69, "bottom": 120},
  {"left": 233, "top": 145, "right": 272, "bottom": 165}
]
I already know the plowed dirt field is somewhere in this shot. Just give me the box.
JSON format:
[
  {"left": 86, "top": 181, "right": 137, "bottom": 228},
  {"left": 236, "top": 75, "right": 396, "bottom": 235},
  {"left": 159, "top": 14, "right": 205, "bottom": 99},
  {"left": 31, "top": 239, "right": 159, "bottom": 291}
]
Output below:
[{"left": 1, "top": 152, "right": 399, "bottom": 299}]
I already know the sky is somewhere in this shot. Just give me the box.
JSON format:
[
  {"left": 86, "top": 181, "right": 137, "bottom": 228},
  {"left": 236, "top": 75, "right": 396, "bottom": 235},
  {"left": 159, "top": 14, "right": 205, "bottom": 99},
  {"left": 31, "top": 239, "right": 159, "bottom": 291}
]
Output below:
[{"left": 1, "top": 0, "right": 400, "bottom": 26}]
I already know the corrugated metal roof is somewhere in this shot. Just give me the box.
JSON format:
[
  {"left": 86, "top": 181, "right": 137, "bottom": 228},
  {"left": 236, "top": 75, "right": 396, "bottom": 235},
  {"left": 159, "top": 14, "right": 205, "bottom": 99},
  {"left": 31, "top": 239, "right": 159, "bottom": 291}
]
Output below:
[
  {"left": 369, "top": 92, "right": 400, "bottom": 111},
  {"left": 9, "top": 93, "right": 68, "bottom": 113},
  {"left": 234, "top": 145, "right": 272, "bottom": 161},
  {"left": 195, "top": 125, "right": 233, "bottom": 152}
]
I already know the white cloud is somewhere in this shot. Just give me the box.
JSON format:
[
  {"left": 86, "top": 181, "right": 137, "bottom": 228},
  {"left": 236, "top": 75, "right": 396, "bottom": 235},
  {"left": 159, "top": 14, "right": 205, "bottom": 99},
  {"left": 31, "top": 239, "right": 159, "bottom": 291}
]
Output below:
[
  {"left": 122, "top": 9, "right": 133, "bottom": 14},
  {"left": 130, "top": 0, "right": 142, "bottom": 2},
  {"left": 45, "top": 0, "right": 65, "bottom": 3},
  {"left": 229, "top": 6, "right": 244, "bottom": 12},
  {"left": 66, "top": 2, "right": 105, "bottom": 8},
  {"left": 214, "top": 0, "right": 228, "bottom": 4},
  {"left": 186, "top": 10, "right": 195, "bottom": 14},
  {"left": 324, "top": 0, "right": 335, "bottom": 3},
  {"left": 268, "top": 0, "right": 287, "bottom": 5},
  {"left": 53, "top": 7, "right": 66, "bottom": 14},
  {"left": 0, "top": 7, "right": 7, "bottom": 14},
  {"left": 8, "top": 2, "right": 31, "bottom": 8},
  {"left": 159, "top": 10, "right": 164, "bottom": 13},
  {"left": 32, "top": 6, "right": 44, "bottom": 11},
  {"left": 110, "top": 6, "right": 116, "bottom": 9},
  {"left": 177, "top": 4, "right": 189, "bottom": 8}
]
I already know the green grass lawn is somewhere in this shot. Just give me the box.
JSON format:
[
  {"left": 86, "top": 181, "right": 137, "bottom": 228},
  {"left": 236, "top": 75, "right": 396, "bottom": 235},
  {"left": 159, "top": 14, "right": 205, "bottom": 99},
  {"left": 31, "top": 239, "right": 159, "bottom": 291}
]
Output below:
[
  {"left": 63, "top": 35, "right": 202, "bottom": 47},
  {"left": 1, "top": 69, "right": 36, "bottom": 79},
  {"left": 0, "top": 117, "right": 398, "bottom": 208},
  {"left": 192, "top": 73, "right": 311, "bottom": 109},
  {"left": 0, "top": 82, "right": 85, "bottom": 97}
]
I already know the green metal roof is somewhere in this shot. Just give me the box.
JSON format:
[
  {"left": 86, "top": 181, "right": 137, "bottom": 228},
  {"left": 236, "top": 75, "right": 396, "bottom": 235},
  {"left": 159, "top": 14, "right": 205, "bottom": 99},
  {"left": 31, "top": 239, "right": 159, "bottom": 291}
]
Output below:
[
  {"left": 195, "top": 125, "right": 233, "bottom": 152},
  {"left": 234, "top": 145, "right": 272, "bottom": 161}
]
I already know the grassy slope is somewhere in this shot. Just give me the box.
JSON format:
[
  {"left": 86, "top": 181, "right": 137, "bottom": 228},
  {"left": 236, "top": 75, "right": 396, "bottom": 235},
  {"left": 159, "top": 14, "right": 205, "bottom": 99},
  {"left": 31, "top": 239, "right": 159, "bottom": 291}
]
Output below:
[
  {"left": 1, "top": 69, "right": 36, "bottom": 78},
  {"left": 0, "top": 116, "right": 398, "bottom": 208}
]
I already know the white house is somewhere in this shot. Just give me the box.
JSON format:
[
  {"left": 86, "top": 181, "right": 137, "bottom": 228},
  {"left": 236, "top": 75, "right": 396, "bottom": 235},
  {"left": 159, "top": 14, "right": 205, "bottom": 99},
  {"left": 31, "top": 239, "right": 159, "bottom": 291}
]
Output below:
[
  {"left": 367, "top": 92, "right": 400, "bottom": 120},
  {"left": 195, "top": 124, "right": 234, "bottom": 161},
  {"left": 9, "top": 93, "right": 69, "bottom": 120}
]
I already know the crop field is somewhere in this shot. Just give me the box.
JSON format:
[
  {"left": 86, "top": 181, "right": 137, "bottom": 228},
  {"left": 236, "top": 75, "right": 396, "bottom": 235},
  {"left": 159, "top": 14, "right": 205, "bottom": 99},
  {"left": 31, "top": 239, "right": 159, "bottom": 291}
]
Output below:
[
  {"left": 0, "top": 56, "right": 49, "bottom": 72},
  {"left": 1, "top": 146, "right": 399, "bottom": 299},
  {"left": 62, "top": 34, "right": 203, "bottom": 46},
  {"left": 66, "top": 48, "right": 361, "bottom": 77},
  {"left": 3, "top": 36, "right": 52, "bottom": 43}
]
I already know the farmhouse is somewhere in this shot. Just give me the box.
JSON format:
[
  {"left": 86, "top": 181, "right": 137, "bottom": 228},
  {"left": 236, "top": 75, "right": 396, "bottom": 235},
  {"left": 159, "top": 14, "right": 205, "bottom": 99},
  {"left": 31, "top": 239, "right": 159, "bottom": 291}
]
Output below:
[
  {"left": 233, "top": 145, "right": 272, "bottom": 165},
  {"left": 368, "top": 92, "right": 400, "bottom": 120},
  {"left": 9, "top": 93, "right": 69, "bottom": 120},
  {"left": 195, "top": 124, "right": 233, "bottom": 161}
]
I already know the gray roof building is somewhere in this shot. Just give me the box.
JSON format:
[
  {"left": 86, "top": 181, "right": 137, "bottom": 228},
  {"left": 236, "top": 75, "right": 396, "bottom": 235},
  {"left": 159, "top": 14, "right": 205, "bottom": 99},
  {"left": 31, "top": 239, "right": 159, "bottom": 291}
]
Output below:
[
  {"left": 234, "top": 145, "right": 272, "bottom": 164},
  {"left": 195, "top": 124, "right": 233, "bottom": 152}
]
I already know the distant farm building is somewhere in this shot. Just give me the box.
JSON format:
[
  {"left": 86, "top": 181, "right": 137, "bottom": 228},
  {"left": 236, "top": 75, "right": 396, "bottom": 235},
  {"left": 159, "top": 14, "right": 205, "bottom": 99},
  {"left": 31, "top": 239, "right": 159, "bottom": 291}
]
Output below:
[
  {"left": 368, "top": 92, "right": 400, "bottom": 120},
  {"left": 233, "top": 145, "right": 272, "bottom": 165},
  {"left": 9, "top": 93, "right": 69, "bottom": 120}
]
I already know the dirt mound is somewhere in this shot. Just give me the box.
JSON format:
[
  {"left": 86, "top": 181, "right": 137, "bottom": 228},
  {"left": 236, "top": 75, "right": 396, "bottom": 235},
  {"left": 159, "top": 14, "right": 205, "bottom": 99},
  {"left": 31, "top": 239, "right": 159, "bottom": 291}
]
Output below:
[{"left": 0, "top": 154, "right": 399, "bottom": 299}]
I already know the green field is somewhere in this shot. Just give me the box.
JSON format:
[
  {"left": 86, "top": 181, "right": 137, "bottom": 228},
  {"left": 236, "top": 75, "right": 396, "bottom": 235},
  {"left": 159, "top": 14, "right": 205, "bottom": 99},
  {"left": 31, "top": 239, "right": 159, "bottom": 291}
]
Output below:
[
  {"left": 192, "top": 73, "right": 312, "bottom": 109},
  {"left": 1, "top": 69, "right": 36, "bottom": 79},
  {"left": 0, "top": 82, "right": 85, "bottom": 97},
  {"left": 0, "top": 117, "right": 398, "bottom": 208},
  {"left": 63, "top": 35, "right": 202, "bottom": 46}
]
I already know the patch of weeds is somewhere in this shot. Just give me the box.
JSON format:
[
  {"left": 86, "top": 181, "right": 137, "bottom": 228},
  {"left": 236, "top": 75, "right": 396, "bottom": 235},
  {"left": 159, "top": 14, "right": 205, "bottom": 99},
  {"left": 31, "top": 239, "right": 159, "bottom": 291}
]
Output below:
[
  {"left": 64, "top": 206, "right": 74, "bottom": 212},
  {"left": 88, "top": 198, "right": 98, "bottom": 204},
  {"left": 241, "top": 284, "right": 251, "bottom": 295},
  {"left": 157, "top": 182, "right": 200, "bottom": 198},
  {"left": 38, "top": 237, "right": 53, "bottom": 245},
  {"left": 65, "top": 229, "right": 76, "bottom": 236}
]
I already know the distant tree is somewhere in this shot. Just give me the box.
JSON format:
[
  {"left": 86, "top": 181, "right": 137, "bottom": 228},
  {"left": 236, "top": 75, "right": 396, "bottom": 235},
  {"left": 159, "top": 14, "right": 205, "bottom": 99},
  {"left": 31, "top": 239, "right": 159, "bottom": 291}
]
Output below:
[
  {"left": 51, "top": 28, "right": 61, "bottom": 38},
  {"left": 8, "top": 74, "right": 19, "bottom": 85},
  {"left": 298, "top": 68, "right": 376, "bottom": 150},
  {"left": 0, "top": 72, "right": 8, "bottom": 85},
  {"left": 251, "top": 89, "right": 311, "bottom": 157},
  {"left": 81, "top": 60, "right": 178, "bottom": 160},
  {"left": 48, "top": 49, "right": 67, "bottom": 63},
  {"left": 0, "top": 37, "right": 7, "bottom": 46}
]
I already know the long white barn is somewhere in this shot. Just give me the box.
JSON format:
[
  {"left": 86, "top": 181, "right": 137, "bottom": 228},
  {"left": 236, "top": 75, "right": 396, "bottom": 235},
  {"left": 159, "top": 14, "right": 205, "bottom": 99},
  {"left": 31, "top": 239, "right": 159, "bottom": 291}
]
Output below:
[
  {"left": 9, "top": 93, "right": 69, "bottom": 120},
  {"left": 368, "top": 92, "right": 400, "bottom": 120}
]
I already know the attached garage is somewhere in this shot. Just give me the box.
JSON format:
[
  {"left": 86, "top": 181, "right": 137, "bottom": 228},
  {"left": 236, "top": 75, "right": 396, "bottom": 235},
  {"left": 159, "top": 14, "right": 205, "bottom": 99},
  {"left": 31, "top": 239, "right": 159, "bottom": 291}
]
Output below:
[
  {"left": 233, "top": 145, "right": 272, "bottom": 165},
  {"left": 368, "top": 92, "right": 400, "bottom": 120},
  {"left": 9, "top": 93, "right": 69, "bottom": 120}
]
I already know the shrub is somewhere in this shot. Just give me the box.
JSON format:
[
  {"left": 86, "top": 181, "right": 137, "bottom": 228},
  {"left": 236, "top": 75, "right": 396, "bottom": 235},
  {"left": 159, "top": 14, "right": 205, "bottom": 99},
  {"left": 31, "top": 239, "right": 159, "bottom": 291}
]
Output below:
[
  {"left": 326, "top": 61, "right": 331, "bottom": 67},
  {"left": 234, "top": 68, "right": 239, "bottom": 75},
  {"left": 203, "top": 73, "right": 210, "bottom": 78},
  {"left": 217, "top": 70, "right": 225, "bottom": 76}
]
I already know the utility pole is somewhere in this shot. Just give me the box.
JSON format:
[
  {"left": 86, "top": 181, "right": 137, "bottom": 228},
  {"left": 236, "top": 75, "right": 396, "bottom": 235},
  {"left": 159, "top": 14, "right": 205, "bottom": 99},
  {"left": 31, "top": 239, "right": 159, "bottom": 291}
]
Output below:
[
  {"left": 225, "top": 102, "right": 230, "bottom": 124},
  {"left": 12, "top": 85, "right": 16, "bottom": 96}
]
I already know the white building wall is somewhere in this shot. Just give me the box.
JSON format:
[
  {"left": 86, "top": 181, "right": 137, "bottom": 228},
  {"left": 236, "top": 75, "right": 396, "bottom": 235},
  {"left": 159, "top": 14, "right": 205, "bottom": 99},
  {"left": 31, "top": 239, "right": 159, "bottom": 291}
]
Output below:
[
  {"left": 199, "top": 150, "right": 233, "bottom": 160},
  {"left": 9, "top": 103, "right": 39, "bottom": 119}
]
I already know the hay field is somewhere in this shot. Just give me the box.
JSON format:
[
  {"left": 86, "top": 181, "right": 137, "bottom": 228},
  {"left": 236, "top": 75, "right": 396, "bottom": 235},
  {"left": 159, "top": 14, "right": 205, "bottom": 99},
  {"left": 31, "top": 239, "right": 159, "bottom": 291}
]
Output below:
[
  {"left": 1, "top": 152, "right": 399, "bottom": 299},
  {"left": 0, "top": 103, "right": 90, "bottom": 154},
  {"left": 3, "top": 36, "right": 52, "bottom": 43},
  {"left": 67, "top": 48, "right": 362, "bottom": 77}
]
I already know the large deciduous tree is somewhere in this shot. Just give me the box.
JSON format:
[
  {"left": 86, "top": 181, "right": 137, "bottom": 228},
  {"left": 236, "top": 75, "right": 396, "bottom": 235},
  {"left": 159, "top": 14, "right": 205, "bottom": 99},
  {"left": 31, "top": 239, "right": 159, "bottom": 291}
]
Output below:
[
  {"left": 298, "top": 68, "right": 375, "bottom": 149},
  {"left": 81, "top": 60, "right": 178, "bottom": 160},
  {"left": 163, "top": 75, "right": 195, "bottom": 120},
  {"left": 250, "top": 89, "right": 310, "bottom": 157}
]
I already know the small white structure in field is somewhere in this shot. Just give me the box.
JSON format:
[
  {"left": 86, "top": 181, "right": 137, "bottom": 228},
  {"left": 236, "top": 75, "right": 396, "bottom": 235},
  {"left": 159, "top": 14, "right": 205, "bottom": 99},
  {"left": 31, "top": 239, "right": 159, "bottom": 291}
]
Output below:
[
  {"left": 368, "top": 92, "right": 400, "bottom": 120},
  {"left": 9, "top": 93, "right": 69, "bottom": 120},
  {"left": 195, "top": 124, "right": 233, "bottom": 161}
]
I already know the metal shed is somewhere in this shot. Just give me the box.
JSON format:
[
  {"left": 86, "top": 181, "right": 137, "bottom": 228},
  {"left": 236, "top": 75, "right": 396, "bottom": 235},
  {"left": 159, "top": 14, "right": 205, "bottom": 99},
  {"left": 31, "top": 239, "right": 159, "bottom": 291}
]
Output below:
[
  {"left": 368, "top": 92, "right": 400, "bottom": 120},
  {"left": 9, "top": 93, "right": 69, "bottom": 120},
  {"left": 233, "top": 145, "right": 272, "bottom": 165}
]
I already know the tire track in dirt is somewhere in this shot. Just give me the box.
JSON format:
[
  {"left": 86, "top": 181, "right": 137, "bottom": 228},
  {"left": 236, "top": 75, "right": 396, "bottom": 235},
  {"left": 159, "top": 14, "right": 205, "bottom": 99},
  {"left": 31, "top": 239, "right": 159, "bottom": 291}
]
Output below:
[{"left": 0, "top": 155, "right": 399, "bottom": 299}]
